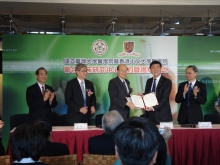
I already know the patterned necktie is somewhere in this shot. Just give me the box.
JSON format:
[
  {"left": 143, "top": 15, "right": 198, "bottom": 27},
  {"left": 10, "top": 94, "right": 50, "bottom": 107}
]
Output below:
[
  {"left": 42, "top": 86, "right": 45, "bottom": 96},
  {"left": 151, "top": 79, "right": 157, "bottom": 93},
  {"left": 188, "top": 83, "right": 192, "bottom": 106},
  {"left": 80, "top": 81, "right": 86, "bottom": 106}
]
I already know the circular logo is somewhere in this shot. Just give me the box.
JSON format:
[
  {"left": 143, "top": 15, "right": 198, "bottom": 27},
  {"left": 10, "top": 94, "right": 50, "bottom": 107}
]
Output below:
[{"left": 92, "top": 39, "right": 108, "bottom": 56}]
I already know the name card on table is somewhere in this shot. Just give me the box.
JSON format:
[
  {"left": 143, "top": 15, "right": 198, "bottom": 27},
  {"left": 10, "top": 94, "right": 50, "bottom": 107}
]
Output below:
[
  {"left": 198, "top": 122, "right": 212, "bottom": 128},
  {"left": 159, "top": 122, "right": 174, "bottom": 129},
  {"left": 74, "top": 123, "right": 88, "bottom": 130}
]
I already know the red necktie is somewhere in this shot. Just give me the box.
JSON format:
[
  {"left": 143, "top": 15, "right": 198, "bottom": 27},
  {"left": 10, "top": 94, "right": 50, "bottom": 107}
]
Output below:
[{"left": 42, "top": 86, "right": 45, "bottom": 95}]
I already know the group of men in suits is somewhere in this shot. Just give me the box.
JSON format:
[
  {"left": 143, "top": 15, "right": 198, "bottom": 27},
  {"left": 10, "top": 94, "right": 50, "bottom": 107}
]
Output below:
[
  {"left": 26, "top": 64, "right": 96, "bottom": 126},
  {"left": 108, "top": 61, "right": 207, "bottom": 125},
  {"left": 109, "top": 61, "right": 173, "bottom": 125},
  {"left": 26, "top": 61, "right": 207, "bottom": 126}
]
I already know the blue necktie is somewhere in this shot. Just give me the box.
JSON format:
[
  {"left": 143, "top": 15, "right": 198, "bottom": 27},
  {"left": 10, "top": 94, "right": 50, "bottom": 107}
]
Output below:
[
  {"left": 80, "top": 81, "right": 86, "bottom": 106},
  {"left": 188, "top": 83, "right": 192, "bottom": 106},
  {"left": 151, "top": 79, "right": 156, "bottom": 93}
]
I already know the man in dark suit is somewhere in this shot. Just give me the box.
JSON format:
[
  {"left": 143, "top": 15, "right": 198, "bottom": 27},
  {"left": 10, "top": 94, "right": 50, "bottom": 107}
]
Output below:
[
  {"left": 65, "top": 63, "right": 96, "bottom": 125},
  {"left": 143, "top": 61, "right": 172, "bottom": 124},
  {"left": 26, "top": 67, "right": 57, "bottom": 123},
  {"left": 175, "top": 65, "right": 207, "bottom": 124},
  {"left": 35, "top": 121, "right": 69, "bottom": 156},
  {"left": 108, "top": 64, "right": 135, "bottom": 120},
  {"left": 88, "top": 110, "right": 124, "bottom": 155}
]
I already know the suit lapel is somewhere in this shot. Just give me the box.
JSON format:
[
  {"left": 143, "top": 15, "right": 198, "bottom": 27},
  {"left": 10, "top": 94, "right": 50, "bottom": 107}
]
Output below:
[
  {"left": 74, "top": 78, "right": 84, "bottom": 99},
  {"left": 156, "top": 76, "right": 164, "bottom": 91},
  {"left": 125, "top": 79, "right": 131, "bottom": 94},
  {"left": 147, "top": 78, "right": 153, "bottom": 93},
  {"left": 117, "top": 77, "right": 127, "bottom": 94},
  {"left": 85, "top": 80, "right": 90, "bottom": 100},
  {"left": 194, "top": 80, "right": 199, "bottom": 88},
  {"left": 35, "top": 83, "right": 43, "bottom": 96}
]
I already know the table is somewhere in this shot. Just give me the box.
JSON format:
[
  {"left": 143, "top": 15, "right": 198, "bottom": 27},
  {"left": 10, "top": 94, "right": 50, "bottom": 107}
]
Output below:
[
  {"left": 51, "top": 126, "right": 104, "bottom": 162},
  {"left": 168, "top": 125, "right": 220, "bottom": 165}
]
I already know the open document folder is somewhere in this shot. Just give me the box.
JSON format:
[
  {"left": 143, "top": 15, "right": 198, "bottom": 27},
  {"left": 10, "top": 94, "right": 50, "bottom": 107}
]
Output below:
[{"left": 126, "top": 93, "right": 158, "bottom": 109}]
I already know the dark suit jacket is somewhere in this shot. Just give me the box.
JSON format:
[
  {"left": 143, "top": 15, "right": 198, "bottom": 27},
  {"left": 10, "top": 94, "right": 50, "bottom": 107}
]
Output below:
[
  {"left": 144, "top": 75, "right": 172, "bottom": 124},
  {"left": 175, "top": 80, "right": 207, "bottom": 124},
  {"left": 65, "top": 78, "right": 96, "bottom": 125},
  {"left": 41, "top": 141, "right": 70, "bottom": 156},
  {"left": 26, "top": 83, "right": 57, "bottom": 123},
  {"left": 88, "top": 133, "right": 115, "bottom": 155},
  {"left": 108, "top": 76, "right": 132, "bottom": 120}
]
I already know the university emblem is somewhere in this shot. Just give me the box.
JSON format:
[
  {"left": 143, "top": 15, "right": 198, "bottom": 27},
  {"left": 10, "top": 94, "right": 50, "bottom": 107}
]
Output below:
[
  {"left": 117, "top": 41, "right": 141, "bottom": 57},
  {"left": 92, "top": 39, "right": 108, "bottom": 56},
  {"left": 124, "top": 42, "right": 134, "bottom": 53}
]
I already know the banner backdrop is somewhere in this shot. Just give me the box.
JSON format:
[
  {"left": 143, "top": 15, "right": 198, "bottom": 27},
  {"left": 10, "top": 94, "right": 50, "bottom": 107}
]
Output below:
[{"left": 2, "top": 35, "right": 220, "bottom": 147}]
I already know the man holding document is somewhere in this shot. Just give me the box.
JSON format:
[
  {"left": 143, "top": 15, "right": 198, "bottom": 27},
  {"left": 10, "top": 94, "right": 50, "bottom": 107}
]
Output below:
[
  {"left": 139, "top": 60, "right": 172, "bottom": 124},
  {"left": 108, "top": 64, "right": 136, "bottom": 120}
]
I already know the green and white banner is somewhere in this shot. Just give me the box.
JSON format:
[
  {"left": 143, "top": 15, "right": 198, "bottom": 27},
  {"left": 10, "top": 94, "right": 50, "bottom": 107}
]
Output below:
[{"left": 2, "top": 35, "right": 220, "bottom": 147}]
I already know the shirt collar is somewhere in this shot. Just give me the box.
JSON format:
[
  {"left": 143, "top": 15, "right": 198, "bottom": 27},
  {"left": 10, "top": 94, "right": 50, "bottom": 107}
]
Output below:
[
  {"left": 77, "top": 78, "right": 84, "bottom": 84},
  {"left": 118, "top": 77, "right": 125, "bottom": 82},
  {"left": 153, "top": 74, "right": 161, "bottom": 82},
  {"left": 13, "top": 157, "right": 41, "bottom": 163},
  {"left": 37, "top": 82, "right": 44, "bottom": 88},
  {"left": 188, "top": 80, "right": 196, "bottom": 87}
]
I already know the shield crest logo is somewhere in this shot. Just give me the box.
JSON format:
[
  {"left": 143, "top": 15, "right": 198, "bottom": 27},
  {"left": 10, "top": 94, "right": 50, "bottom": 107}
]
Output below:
[{"left": 124, "top": 42, "right": 134, "bottom": 53}]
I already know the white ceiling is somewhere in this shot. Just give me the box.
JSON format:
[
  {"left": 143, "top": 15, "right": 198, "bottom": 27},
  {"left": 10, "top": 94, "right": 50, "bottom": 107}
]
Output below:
[{"left": 0, "top": 0, "right": 220, "bottom": 35}]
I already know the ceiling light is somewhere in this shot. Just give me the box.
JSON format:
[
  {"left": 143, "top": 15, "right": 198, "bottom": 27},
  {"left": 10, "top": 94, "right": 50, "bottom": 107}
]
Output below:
[
  {"left": 196, "top": 33, "right": 204, "bottom": 36},
  {"left": 207, "top": 33, "right": 213, "bottom": 36}
]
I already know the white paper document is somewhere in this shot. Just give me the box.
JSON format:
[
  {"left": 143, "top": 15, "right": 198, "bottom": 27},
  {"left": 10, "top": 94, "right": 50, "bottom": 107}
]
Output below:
[{"left": 126, "top": 93, "right": 158, "bottom": 109}]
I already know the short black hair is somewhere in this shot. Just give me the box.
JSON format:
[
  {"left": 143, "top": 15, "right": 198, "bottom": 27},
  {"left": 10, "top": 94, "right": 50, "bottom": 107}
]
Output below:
[
  {"left": 35, "top": 67, "right": 47, "bottom": 75},
  {"left": 10, "top": 123, "right": 45, "bottom": 161},
  {"left": 150, "top": 60, "right": 162, "bottom": 68},
  {"left": 114, "top": 117, "right": 159, "bottom": 165},
  {"left": 34, "top": 120, "right": 52, "bottom": 139}
]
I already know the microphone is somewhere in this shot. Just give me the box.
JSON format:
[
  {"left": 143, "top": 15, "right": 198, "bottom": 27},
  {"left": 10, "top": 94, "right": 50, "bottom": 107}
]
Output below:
[{"left": 181, "top": 124, "right": 196, "bottom": 128}]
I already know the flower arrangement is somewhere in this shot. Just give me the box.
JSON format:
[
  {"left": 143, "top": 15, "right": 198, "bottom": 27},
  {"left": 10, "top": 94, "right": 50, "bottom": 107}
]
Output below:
[{"left": 86, "top": 89, "right": 94, "bottom": 96}]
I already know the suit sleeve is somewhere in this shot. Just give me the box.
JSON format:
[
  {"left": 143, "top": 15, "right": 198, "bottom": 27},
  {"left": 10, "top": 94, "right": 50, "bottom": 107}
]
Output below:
[
  {"left": 195, "top": 83, "right": 207, "bottom": 104},
  {"left": 153, "top": 79, "right": 172, "bottom": 112},
  {"left": 90, "top": 82, "right": 96, "bottom": 107},
  {"left": 26, "top": 85, "right": 57, "bottom": 109},
  {"left": 65, "top": 81, "right": 81, "bottom": 113},
  {"left": 175, "top": 83, "right": 185, "bottom": 103},
  {"left": 49, "top": 86, "right": 57, "bottom": 108},
  {"left": 26, "top": 86, "right": 48, "bottom": 109},
  {"left": 108, "top": 80, "right": 127, "bottom": 108}
]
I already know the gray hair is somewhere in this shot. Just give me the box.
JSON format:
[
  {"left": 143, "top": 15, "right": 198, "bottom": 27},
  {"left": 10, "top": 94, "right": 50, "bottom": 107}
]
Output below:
[
  {"left": 75, "top": 63, "right": 87, "bottom": 75},
  {"left": 186, "top": 65, "right": 198, "bottom": 72},
  {"left": 102, "top": 110, "right": 124, "bottom": 135}
]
